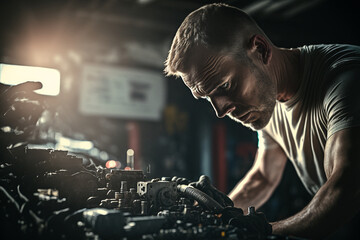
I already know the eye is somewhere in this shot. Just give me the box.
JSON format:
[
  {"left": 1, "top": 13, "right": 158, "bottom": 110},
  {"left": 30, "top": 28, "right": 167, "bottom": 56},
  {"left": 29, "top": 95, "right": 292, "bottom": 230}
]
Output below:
[{"left": 219, "top": 82, "right": 229, "bottom": 90}]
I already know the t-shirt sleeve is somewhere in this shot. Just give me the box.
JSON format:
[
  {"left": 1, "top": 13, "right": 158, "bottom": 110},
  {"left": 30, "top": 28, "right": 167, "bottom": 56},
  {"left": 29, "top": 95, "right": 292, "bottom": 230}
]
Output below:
[
  {"left": 325, "top": 68, "right": 360, "bottom": 138},
  {"left": 257, "top": 130, "right": 278, "bottom": 150}
]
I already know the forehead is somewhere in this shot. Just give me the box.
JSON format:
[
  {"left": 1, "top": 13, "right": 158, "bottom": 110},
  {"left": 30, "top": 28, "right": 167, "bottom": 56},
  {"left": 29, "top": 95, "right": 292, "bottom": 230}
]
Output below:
[{"left": 183, "top": 51, "right": 236, "bottom": 97}]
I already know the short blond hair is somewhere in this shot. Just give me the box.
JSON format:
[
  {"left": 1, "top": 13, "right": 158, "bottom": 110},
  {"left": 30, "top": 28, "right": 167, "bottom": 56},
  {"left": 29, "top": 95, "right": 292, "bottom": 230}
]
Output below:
[{"left": 164, "top": 3, "right": 264, "bottom": 77}]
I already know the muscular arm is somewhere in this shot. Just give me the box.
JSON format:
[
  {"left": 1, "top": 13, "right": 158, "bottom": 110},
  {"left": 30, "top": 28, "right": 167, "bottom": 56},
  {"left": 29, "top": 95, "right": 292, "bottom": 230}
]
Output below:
[
  {"left": 272, "top": 127, "right": 360, "bottom": 238},
  {"left": 228, "top": 143, "right": 287, "bottom": 213}
]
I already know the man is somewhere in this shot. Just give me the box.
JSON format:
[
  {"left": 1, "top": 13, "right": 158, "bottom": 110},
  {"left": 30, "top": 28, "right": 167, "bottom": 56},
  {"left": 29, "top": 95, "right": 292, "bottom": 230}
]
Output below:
[{"left": 164, "top": 3, "right": 360, "bottom": 238}]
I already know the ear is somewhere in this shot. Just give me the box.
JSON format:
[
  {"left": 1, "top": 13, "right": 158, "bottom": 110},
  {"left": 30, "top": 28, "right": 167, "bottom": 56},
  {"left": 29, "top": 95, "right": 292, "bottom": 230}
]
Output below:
[{"left": 249, "top": 35, "right": 272, "bottom": 65}]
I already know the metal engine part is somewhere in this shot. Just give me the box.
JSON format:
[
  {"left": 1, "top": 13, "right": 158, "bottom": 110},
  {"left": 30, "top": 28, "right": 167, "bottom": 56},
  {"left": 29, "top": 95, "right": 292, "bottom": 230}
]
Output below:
[{"left": 137, "top": 180, "right": 178, "bottom": 211}]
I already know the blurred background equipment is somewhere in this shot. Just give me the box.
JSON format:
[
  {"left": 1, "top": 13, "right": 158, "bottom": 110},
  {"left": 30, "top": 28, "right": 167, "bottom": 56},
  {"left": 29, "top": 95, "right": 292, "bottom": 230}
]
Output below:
[
  {"left": 79, "top": 64, "right": 165, "bottom": 120},
  {"left": 0, "top": 0, "right": 359, "bottom": 238}
]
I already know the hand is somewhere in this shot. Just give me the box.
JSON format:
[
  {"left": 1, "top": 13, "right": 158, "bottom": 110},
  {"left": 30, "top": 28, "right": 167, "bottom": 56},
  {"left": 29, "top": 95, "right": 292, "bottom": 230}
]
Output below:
[
  {"left": 170, "top": 176, "right": 191, "bottom": 185},
  {"left": 0, "top": 82, "right": 44, "bottom": 145},
  {"left": 171, "top": 175, "right": 234, "bottom": 208},
  {"left": 0, "top": 81, "right": 43, "bottom": 107},
  {"left": 189, "top": 175, "right": 234, "bottom": 208},
  {"left": 226, "top": 206, "right": 272, "bottom": 237}
]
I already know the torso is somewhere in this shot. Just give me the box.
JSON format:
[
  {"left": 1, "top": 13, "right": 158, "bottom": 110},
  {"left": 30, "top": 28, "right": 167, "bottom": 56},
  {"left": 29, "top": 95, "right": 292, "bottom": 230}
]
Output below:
[{"left": 259, "top": 44, "right": 360, "bottom": 195}]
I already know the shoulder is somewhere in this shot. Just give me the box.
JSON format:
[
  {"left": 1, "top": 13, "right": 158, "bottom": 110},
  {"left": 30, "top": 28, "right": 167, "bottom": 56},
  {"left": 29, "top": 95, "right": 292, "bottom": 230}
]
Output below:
[
  {"left": 296, "top": 44, "right": 360, "bottom": 108},
  {"left": 300, "top": 44, "right": 360, "bottom": 71},
  {"left": 299, "top": 44, "right": 360, "bottom": 55},
  {"left": 324, "top": 67, "right": 360, "bottom": 138},
  {"left": 324, "top": 67, "right": 360, "bottom": 102},
  {"left": 321, "top": 45, "right": 360, "bottom": 106}
]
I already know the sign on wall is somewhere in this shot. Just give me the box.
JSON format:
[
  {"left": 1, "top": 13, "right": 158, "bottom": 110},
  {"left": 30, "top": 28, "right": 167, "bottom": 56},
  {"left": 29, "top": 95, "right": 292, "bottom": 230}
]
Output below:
[{"left": 79, "top": 64, "right": 165, "bottom": 120}]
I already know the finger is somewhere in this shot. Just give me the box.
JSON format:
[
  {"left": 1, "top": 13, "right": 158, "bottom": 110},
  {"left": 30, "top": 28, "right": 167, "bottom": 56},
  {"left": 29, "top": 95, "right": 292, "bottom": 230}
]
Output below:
[
  {"left": 214, "top": 189, "right": 233, "bottom": 205},
  {"left": 212, "top": 191, "right": 226, "bottom": 206},
  {"left": 13, "top": 81, "right": 43, "bottom": 91},
  {"left": 4, "top": 82, "right": 43, "bottom": 98}
]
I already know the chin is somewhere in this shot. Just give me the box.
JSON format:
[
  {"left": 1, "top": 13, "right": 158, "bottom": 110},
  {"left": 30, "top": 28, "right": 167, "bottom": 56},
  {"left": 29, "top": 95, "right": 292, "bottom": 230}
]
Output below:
[
  {"left": 243, "top": 120, "right": 266, "bottom": 131},
  {"left": 229, "top": 115, "right": 270, "bottom": 131}
]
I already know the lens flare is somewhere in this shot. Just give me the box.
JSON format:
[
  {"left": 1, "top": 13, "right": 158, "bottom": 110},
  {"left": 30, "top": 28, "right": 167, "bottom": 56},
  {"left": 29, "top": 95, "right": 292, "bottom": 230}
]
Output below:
[{"left": 105, "top": 160, "right": 121, "bottom": 169}]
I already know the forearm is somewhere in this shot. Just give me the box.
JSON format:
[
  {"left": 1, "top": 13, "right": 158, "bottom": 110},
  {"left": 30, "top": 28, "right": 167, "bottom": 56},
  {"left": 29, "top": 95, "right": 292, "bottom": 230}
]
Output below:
[
  {"left": 272, "top": 170, "right": 360, "bottom": 238},
  {"left": 228, "top": 170, "right": 277, "bottom": 212},
  {"left": 229, "top": 145, "right": 287, "bottom": 212}
]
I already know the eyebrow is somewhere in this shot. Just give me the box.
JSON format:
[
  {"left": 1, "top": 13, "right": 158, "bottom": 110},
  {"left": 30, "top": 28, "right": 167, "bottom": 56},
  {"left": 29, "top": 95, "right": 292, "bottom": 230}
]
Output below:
[
  {"left": 191, "top": 56, "right": 228, "bottom": 98},
  {"left": 192, "top": 76, "right": 231, "bottom": 100}
]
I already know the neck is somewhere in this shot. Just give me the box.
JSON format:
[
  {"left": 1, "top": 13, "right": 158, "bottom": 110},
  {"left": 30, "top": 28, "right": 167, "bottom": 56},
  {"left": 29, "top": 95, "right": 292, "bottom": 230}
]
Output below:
[{"left": 270, "top": 47, "right": 302, "bottom": 102}]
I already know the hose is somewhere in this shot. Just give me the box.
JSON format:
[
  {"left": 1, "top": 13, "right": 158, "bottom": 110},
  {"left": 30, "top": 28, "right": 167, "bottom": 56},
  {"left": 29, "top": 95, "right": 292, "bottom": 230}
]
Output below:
[
  {"left": 177, "top": 184, "right": 224, "bottom": 213},
  {"left": 0, "top": 185, "right": 20, "bottom": 211},
  {"left": 17, "top": 185, "right": 29, "bottom": 202},
  {"left": 0, "top": 185, "right": 43, "bottom": 225}
]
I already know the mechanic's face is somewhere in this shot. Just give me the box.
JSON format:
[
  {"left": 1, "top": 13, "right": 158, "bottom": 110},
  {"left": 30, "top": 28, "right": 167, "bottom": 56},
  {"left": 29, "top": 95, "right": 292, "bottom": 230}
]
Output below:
[{"left": 183, "top": 53, "right": 276, "bottom": 131}]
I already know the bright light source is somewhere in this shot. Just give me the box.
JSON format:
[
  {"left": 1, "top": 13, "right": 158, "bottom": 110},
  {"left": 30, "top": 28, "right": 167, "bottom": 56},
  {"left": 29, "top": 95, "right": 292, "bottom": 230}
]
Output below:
[
  {"left": 126, "top": 149, "right": 134, "bottom": 170},
  {"left": 106, "top": 160, "right": 121, "bottom": 169},
  {"left": 0, "top": 63, "right": 60, "bottom": 96},
  {"left": 57, "top": 136, "right": 94, "bottom": 150}
]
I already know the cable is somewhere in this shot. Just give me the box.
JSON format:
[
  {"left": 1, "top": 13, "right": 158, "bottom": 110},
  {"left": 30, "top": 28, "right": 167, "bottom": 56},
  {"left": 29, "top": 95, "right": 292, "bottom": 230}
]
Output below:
[
  {"left": 177, "top": 184, "right": 224, "bottom": 213},
  {"left": 0, "top": 185, "right": 20, "bottom": 211},
  {"left": 17, "top": 185, "right": 29, "bottom": 202}
]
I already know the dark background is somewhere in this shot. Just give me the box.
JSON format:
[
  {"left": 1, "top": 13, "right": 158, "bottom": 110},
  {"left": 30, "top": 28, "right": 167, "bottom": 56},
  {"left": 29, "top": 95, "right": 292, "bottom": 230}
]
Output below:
[{"left": 0, "top": 0, "right": 359, "bottom": 224}]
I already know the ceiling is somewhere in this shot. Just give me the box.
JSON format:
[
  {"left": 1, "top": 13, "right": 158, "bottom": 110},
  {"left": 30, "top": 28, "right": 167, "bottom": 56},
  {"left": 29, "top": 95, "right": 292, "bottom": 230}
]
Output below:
[{"left": 0, "top": 0, "right": 358, "bottom": 67}]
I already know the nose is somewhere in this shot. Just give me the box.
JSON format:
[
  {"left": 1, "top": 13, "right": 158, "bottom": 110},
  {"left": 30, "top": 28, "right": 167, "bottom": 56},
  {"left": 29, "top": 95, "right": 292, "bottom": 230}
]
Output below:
[{"left": 209, "top": 96, "right": 235, "bottom": 118}]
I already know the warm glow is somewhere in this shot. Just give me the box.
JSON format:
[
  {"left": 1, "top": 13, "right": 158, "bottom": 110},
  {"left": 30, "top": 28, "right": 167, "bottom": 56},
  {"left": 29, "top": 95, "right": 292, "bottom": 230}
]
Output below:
[
  {"left": 106, "top": 160, "right": 121, "bottom": 169},
  {"left": 0, "top": 63, "right": 60, "bottom": 96},
  {"left": 127, "top": 149, "right": 134, "bottom": 156},
  {"left": 57, "top": 136, "right": 94, "bottom": 150}
]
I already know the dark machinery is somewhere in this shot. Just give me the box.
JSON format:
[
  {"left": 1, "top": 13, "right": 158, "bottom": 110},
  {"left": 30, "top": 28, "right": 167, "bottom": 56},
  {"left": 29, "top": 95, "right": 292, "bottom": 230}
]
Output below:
[{"left": 0, "top": 144, "right": 307, "bottom": 240}]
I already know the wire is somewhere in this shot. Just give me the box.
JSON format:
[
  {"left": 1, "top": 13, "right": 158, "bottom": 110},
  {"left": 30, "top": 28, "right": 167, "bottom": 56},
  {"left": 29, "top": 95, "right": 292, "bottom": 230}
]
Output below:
[
  {"left": 0, "top": 185, "right": 20, "bottom": 211},
  {"left": 17, "top": 185, "right": 29, "bottom": 202}
]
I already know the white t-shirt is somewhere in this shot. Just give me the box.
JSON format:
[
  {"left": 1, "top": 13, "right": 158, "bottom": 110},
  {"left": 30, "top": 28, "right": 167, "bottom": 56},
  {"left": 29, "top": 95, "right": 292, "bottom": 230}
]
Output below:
[{"left": 258, "top": 44, "right": 360, "bottom": 195}]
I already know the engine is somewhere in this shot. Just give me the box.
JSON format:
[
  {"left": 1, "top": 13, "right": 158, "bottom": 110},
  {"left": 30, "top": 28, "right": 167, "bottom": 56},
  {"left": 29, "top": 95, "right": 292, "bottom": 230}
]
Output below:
[{"left": 0, "top": 145, "right": 299, "bottom": 240}]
